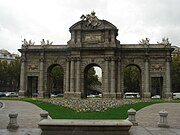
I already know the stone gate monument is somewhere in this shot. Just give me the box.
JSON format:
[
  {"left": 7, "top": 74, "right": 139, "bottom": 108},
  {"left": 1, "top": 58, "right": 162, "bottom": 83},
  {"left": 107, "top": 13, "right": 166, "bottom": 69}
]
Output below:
[{"left": 18, "top": 12, "right": 174, "bottom": 99}]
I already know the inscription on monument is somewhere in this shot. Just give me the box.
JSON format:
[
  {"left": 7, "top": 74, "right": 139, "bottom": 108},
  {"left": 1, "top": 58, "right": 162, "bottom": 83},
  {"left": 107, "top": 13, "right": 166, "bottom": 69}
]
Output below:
[{"left": 83, "top": 33, "right": 103, "bottom": 43}]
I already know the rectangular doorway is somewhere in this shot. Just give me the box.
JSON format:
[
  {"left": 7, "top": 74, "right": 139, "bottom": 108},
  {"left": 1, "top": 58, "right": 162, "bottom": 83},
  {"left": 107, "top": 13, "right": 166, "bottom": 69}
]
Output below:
[
  {"left": 27, "top": 76, "right": 38, "bottom": 97},
  {"left": 151, "top": 77, "right": 163, "bottom": 97}
]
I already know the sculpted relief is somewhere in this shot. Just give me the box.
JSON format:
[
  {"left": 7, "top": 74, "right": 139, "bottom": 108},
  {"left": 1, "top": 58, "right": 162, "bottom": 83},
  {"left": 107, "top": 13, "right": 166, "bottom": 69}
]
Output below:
[
  {"left": 28, "top": 64, "right": 38, "bottom": 71},
  {"left": 151, "top": 64, "right": 164, "bottom": 71}
]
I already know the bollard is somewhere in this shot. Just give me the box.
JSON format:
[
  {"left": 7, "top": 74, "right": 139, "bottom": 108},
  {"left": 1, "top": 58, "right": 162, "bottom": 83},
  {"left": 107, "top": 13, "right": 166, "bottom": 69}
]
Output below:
[
  {"left": 7, "top": 112, "right": 19, "bottom": 130},
  {"left": 158, "top": 109, "right": 169, "bottom": 127},
  {"left": 127, "top": 108, "right": 138, "bottom": 126},
  {"left": 40, "top": 110, "right": 49, "bottom": 120}
]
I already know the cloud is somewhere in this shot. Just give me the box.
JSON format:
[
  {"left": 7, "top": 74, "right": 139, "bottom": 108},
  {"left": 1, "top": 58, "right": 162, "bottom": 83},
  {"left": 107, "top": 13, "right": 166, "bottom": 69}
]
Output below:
[{"left": 0, "top": 0, "right": 180, "bottom": 53}]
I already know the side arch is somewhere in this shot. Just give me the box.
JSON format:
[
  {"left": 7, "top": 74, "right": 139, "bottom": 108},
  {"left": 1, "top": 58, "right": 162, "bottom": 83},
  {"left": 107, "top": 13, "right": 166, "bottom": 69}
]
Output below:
[
  {"left": 123, "top": 64, "right": 142, "bottom": 97},
  {"left": 46, "top": 64, "right": 64, "bottom": 98}
]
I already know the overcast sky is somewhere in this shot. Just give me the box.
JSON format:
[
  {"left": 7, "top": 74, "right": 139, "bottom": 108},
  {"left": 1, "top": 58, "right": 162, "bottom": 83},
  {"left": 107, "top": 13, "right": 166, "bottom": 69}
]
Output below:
[{"left": 0, "top": 0, "right": 180, "bottom": 54}]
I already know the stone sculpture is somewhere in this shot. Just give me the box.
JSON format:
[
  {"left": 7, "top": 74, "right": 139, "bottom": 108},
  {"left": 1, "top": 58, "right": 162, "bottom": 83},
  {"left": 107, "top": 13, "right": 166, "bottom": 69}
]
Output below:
[
  {"left": 22, "top": 39, "right": 35, "bottom": 46},
  {"left": 157, "top": 37, "right": 171, "bottom": 46},
  {"left": 81, "top": 11, "right": 101, "bottom": 28},
  {"left": 139, "top": 38, "right": 150, "bottom": 45},
  {"left": 41, "top": 39, "right": 53, "bottom": 45}
]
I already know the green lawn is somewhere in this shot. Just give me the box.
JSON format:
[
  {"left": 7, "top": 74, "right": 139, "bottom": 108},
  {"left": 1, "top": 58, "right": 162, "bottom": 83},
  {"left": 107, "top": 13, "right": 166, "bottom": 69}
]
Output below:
[{"left": 0, "top": 98, "right": 173, "bottom": 119}]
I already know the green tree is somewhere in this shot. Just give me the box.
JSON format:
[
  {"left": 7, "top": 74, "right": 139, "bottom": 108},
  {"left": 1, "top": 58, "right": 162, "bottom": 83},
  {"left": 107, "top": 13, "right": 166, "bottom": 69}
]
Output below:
[
  {"left": 124, "top": 65, "right": 141, "bottom": 92},
  {"left": 87, "top": 67, "right": 102, "bottom": 86},
  {"left": 51, "top": 65, "right": 64, "bottom": 93},
  {"left": 172, "top": 54, "right": 180, "bottom": 92},
  {"left": 7, "top": 59, "right": 21, "bottom": 92},
  {"left": 0, "top": 59, "right": 20, "bottom": 92}
]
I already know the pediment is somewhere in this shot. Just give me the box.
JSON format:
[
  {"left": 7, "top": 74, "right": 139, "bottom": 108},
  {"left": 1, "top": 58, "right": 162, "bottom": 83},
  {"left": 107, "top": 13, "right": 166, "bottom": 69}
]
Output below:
[{"left": 69, "top": 20, "right": 117, "bottom": 32}]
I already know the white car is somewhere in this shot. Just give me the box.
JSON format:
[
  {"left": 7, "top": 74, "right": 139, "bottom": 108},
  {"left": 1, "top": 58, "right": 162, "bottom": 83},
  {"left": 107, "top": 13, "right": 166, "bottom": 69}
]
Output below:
[
  {"left": 124, "top": 92, "right": 140, "bottom": 99},
  {"left": 6, "top": 92, "right": 18, "bottom": 97},
  {"left": 151, "top": 95, "right": 161, "bottom": 99}
]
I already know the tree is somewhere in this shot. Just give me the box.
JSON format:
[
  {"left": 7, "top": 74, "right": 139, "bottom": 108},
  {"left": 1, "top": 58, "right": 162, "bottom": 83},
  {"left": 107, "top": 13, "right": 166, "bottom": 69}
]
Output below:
[
  {"left": 124, "top": 65, "right": 141, "bottom": 92},
  {"left": 172, "top": 54, "right": 180, "bottom": 92},
  {"left": 50, "top": 65, "right": 64, "bottom": 93},
  {"left": 0, "top": 59, "right": 20, "bottom": 92},
  {"left": 87, "top": 67, "right": 102, "bottom": 86}
]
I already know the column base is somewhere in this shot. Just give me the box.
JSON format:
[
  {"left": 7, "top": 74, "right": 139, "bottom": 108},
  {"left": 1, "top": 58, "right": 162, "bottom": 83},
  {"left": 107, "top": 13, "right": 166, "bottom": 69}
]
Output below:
[
  {"left": 158, "top": 122, "right": 169, "bottom": 127},
  {"left": 110, "top": 92, "right": 117, "bottom": 98},
  {"left": 103, "top": 92, "right": 110, "bottom": 98},
  {"left": 142, "top": 92, "right": 151, "bottom": 98},
  {"left": 116, "top": 92, "right": 123, "bottom": 99},
  {"left": 38, "top": 91, "right": 44, "bottom": 98},
  {"left": 18, "top": 90, "right": 26, "bottom": 97},
  {"left": 163, "top": 92, "right": 172, "bottom": 99},
  {"left": 103, "top": 92, "right": 116, "bottom": 98},
  {"left": 64, "top": 92, "right": 81, "bottom": 99}
]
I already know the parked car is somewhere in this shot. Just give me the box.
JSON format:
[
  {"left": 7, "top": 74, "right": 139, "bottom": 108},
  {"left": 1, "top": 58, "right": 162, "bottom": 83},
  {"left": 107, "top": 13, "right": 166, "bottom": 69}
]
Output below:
[
  {"left": 6, "top": 92, "right": 18, "bottom": 97},
  {"left": 123, "top": 92, "right": 140, "bottom": 99},
  {"left": 51, "top": 93, "right": 63, "bottom": 98},
  {"left": 151, "top": 95, "right": 161, "bottom": 99},
  {"left": 87, "top": 93, "right": 102, "bottom": 98},
  {"left": 172, "top": 93, "right": 180, "bottom": 99},
  {"left": 0, "top": 92, "right": 6, "bottom": 97},
  {"left": 32, "top": 93, "right": 38, "bottom": 97}
]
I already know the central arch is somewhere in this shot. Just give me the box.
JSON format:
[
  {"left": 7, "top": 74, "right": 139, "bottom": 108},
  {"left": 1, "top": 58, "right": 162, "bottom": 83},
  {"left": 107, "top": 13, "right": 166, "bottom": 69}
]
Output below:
[{"left": 83, "top": 63, "right": 102, "bottom": 98}]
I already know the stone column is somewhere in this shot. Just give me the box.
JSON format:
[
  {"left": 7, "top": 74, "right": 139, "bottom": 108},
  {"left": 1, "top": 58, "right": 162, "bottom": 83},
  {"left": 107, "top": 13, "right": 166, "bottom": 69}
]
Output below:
[
  {"left": 105, "top": 31, "right": 109, "bottom": 43},
  {"left": 103, "top": 57, "right": 109, "bottom": 97},
  {"left": 71, "top": 31, "right": 75, "bottom": 44},
  {"left": 38, "top": 58, "right": 44, "bottom": 98},
  {"left": 75, "top": 58, "right": 81, "bottom": 97},
  {"left": 117, "top": 58, "right": 122, "bottom": 98},
  {"left": 111, "top": 30, "right": 115, "bottom": 43},
  {"left": 143, "top": 58, "right": 150, "bottom": 98},
  {"left": 65, "top": 59, "right": 70, "bottom": 93},
  {"left": 19, "top": 57, "right": 26, "bottom": 97},
  {"left": 165, "top": 57, "right": 172, "bottom": 98},
  {"left": 110, "top": 58, "right": 116, "bottom": 98},
  {"left": 76, "top": 30, "right": 81, "bottom": 44},
  {"left": 70, "top": 58, "right": 75, "bottom": 93}
]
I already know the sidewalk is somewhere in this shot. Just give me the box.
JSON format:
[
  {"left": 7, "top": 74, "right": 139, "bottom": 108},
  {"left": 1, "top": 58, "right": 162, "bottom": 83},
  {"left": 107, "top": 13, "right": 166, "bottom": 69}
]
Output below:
[{"left": 0, "top": 100, "right": 43, "bottom": 129}]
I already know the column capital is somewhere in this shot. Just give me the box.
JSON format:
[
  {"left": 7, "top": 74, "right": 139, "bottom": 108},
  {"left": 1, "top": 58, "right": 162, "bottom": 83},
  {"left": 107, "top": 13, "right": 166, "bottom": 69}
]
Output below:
[
  {"left": 21, "top": 57, "right": 26, "bottom": 62},
  {"left": 144, "top": 57, "right": 150, "bottom": 62},
  {"left": 166, "top": 56, "right": 172, "bottom": 62},
  {"left": 110, "top": 57, "right": 117, "bottom": 61},
  {"left": 70, "top": 57, "right": 75, "bottom": 61},
  {"left": 75, "top": 57, "right": 81, "bottom": 61},
  {"left": 117, "top": 57, "right": 121, "bottom": 62},
  {"left": 39, "top": 57, "right": 45, "bottom": 62},
  {"left": 104, "top": 57, "right": 111, "bottom": 61},
  {"left": 66, "top": 57, "right": 71, "bottom": 62}
]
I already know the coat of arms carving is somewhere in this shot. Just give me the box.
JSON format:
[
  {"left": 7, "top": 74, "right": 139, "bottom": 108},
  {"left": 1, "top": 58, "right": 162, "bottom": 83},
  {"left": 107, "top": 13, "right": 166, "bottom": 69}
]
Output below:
[{"left": 80, "top": 11, "right": 101, "bottom": 28}]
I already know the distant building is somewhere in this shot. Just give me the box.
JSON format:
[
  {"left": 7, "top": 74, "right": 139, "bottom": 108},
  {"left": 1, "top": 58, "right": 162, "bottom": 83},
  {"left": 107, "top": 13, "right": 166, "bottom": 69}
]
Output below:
[
  {"left": 172, "top": 46, "right": 180, "bottom": 56},
  {"left": 0, "top": 49, "right": 19, "bottom": 63}
]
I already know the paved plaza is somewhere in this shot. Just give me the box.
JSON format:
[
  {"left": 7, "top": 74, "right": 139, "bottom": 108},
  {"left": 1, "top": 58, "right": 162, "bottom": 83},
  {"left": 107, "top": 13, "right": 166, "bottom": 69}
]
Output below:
[{"left": 0, "top": 100, "right": 180, "bottom": 135}]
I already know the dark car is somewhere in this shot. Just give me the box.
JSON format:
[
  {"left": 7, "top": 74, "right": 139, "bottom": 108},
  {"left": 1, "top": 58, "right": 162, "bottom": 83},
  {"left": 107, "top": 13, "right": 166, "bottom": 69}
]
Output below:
[{"left": 0, "top": 92, "right": 6, "bottom": 97}]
